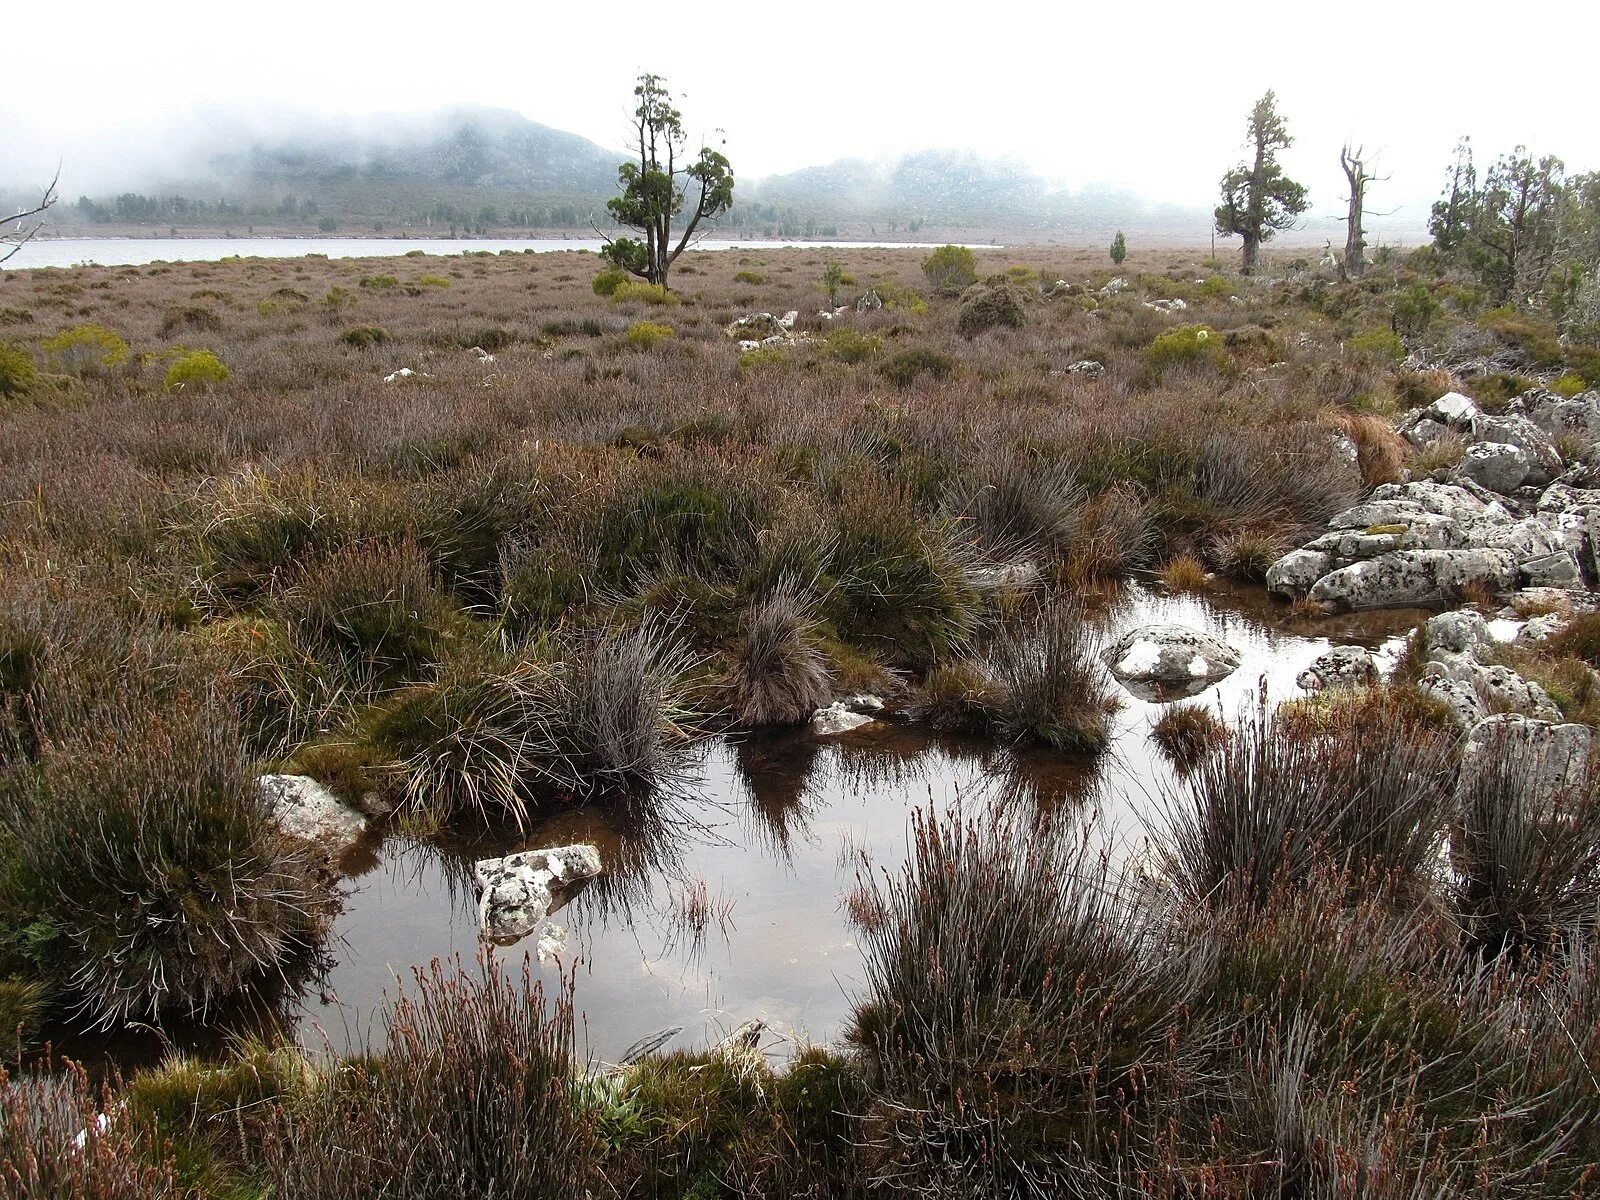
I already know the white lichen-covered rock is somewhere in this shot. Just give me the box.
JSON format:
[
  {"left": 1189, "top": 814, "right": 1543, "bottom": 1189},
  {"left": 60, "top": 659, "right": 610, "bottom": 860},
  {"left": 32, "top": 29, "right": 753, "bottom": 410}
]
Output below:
[
  {"left": 778, "top": 310, "right": 799, "bottom": 330},
  {"left": 968, "top": 559, "right": 1042, "bottom": 590},
  {"left": 256, "top": 774, "right": 368, "bottom": 855},
  {"left": 1472, "top": 414, "right": 1563, "bottom": 485},
  {"left": 1296, "top": 645, "right": 1379, "bottom": 691},
  {"left": 725, "top": 312, "right": 786, "bottom": 340},
  {"left": 1463, "top": 714, "right": 1593, "bottom": 798},
  {"left": 1099, "top": 276, "right": 1127, "bottom": 296},
  {"left": 1425, "top": 609, "right": 1493, "bottom": 657},
  {"left": 474, "top": 844, "right": 602, "bottom": 945},
  {"left": 1064, "top": 359, "right": 1106, "bottom": 378},
  {"left": 1520, "top": 551, "right": 1584, "bottom": 589},
  {"left": 1265, "top": 548, "right": 1333, "bottom": 598},
  {"left": 1417, "top": 674, "right": 1487, "bottom": 731},
  {"left": 1516, "top": 613, "right": 1569, "bottom": 644},
  {"left": 1309, "top": 549, "right": 1517, "bottom": 612},
  {"left": 1105, "top": 625, "right": 1241, "bottom": 690},
  {"left": 1450, "top": 442, "right": 1531, "bottom": 495},
  {"left": 855, "top": 291, "right": 883, "bottom": 313},
  {"left": 1526, "top": 388, "right": 1600, "bottom": 443},
  {"left": 1425, "top": 391, "right": 1479, "bottom": 427},
  {"left": 811, "top": 702, "right": 876, "bottom": 736},
  {"left": 1144, "top": 298, "right": 1187, "bottom": 312}
]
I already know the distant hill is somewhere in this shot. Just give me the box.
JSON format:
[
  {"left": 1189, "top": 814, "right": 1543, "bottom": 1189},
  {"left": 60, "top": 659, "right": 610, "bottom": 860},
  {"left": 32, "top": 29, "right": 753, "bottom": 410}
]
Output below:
[
  {"left": 35, "top": 107, "right": 1214, "bottom": 240},
  {"left": 209, "top": 107, "right": 621, "bottom": 196}
]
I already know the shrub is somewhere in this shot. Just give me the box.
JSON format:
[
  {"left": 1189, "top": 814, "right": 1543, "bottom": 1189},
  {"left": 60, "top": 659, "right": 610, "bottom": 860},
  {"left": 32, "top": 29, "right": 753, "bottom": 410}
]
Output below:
[
  {"left": 40, "top": 322, "right": 128, "bottom": 375},
  {"left": 274, "top": 541, "right": 457, "bottom": 692},
  {"left": 159, "top": 304, "right": 223, "bottom": 336},
  {"left": 260, "top": 960, "right": 597, "bottom": 1197},
  {"left": 0, "top": 342, "right": 36, "bottom": 398},
  {"left": 623, "top": 320, "right": 675, "bottom": 350},
  {"left": 610, "top": 280, "right": 678, "bottom": 306},
  {"left": 1160, "top": 552, "right": 1209, "bottom": 591},
  {"left": 822, "top": 326, "right": 881, "bottom": 363},
  {"left": 1348, "top": 327, "right": 1404, "bottom": 362},
  {"left": 1144, "top": 324, "right": 1226, "bottom": 374},
  {"left": 1110, "top": 230, "right": 1127, "bottom": 264},
  {"left": 591, "top": 267, "right": 629, "bottom": 296},
  {"left": 1551, "top": 372, "right": 1588, "bottom": 398},
  {"left": 955, "top": 281, "right": 1027, "bottom": 338},
  {"left": 726, "top": 581, "right": 831, "bottom": 727},
  {"left": 359, "top": 274, "right": 398, "bottom": 289},
  {"left": 337, "top": 325, "right": 391, "bottom": 349},
  {"left": 733, "top": 269, "right": 766, "bottom": 284},
  {"left": 417, "top": 274, "right": 452, "bottom": 288},
  {"left": 879, "top": 347, "right": 958, "bottom": 388},
  {"left": 920, "top": 244, "right": 977, "bottom": 294},
  {"left": 163, "top": 349, "right": 229, "bottom": 390},
  {"left": 1393, "top": 281, "right": 1442, "bottom": 337},
  {"left": 822, "top": 260, "right": 847, "bottom": 306}
]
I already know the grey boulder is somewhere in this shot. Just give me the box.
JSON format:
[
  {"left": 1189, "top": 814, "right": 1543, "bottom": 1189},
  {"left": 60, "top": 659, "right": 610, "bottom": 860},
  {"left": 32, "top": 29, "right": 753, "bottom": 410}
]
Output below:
[
  {"left": 475, "top": 844, "right": 602, "bottom": 946},
  {"left": 1296, "top": 645, "right": 1379, "bottom": 691},
  {"left": 256, "top": 774, "right": 368, "bottom": 856},
  {"left": 1451, "top": 442, "right": 1531, "bottom": 495},
  {"left": 1106, "top": 625, "right": 1241, "bottom": 699},
  {"left": 1309, "top": 549, "right": 1516, "bottom": 612}
]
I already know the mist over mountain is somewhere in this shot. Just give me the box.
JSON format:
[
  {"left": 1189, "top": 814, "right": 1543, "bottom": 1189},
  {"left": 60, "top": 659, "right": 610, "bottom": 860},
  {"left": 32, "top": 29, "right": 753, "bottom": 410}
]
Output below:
[{"left": 22, "top": 105, "right": 1364, "bottom": 241}]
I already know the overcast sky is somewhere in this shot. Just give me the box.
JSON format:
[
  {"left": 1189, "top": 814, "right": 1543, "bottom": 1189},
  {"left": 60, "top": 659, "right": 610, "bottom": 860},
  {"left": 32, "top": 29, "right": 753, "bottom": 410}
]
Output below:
[{"left": 5, "top": 0, "right": 1596, "bottom": 230}]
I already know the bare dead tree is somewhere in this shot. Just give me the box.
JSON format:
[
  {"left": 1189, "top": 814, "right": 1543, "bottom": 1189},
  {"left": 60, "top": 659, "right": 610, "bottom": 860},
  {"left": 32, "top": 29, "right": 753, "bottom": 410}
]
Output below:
[
  {"left": 1338, "top": 145, "right": 1388, "bottom": 280},
  {"left": 1, "top": 171, "right": 59, "bottom": 266}
]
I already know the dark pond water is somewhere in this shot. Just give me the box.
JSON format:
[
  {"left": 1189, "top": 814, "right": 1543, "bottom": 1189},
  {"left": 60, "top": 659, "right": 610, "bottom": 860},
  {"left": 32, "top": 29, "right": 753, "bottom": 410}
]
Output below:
[{"left": 287, "top": 582, "right": 1423, "bottom": 1065}]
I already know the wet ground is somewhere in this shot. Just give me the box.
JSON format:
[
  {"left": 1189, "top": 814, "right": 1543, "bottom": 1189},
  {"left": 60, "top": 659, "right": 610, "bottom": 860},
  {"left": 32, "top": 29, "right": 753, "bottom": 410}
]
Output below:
[{"left": 287, "top": 582, "right": 1424, "bottom": 1064}]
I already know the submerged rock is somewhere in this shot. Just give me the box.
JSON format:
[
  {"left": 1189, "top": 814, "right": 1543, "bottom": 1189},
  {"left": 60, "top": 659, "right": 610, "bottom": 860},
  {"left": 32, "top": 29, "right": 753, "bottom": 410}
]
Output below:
[
  {"left": 811, "top": 700, "right": 877, "bottom": 736},
  {"left": 474, "top": 844, "right": 602, "bottom": 946},
  {"left": 256, "top": 774, "right": 367, "bottom": 855},
  {"left": 1105, "top": 624, "right": 1241, "bottom": 700}
]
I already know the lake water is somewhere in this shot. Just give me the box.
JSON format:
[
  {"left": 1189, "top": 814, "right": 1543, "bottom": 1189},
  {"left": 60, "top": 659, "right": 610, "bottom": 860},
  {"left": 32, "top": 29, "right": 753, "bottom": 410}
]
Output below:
[
  {"left": 4, "top": 236, "right": 993, "bottom": 271},
  {"left": 287, "top": 582, "right": 1420, "bottom": 1066}
]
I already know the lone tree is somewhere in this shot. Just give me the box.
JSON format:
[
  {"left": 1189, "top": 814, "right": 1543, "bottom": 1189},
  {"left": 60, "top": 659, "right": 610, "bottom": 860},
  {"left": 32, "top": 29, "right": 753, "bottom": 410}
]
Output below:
[
  {"left": 1214, "top": 91, "right": 1308, "bottom": 274},
  {"left": 1109, "top": 230, "right": 1127, "bottom": 265},
  {"left": 600, "top": 74, "right": 733, "bottom": 291},
  {"left": 2, "top": 171, "right": 59, "bottom": 266}
]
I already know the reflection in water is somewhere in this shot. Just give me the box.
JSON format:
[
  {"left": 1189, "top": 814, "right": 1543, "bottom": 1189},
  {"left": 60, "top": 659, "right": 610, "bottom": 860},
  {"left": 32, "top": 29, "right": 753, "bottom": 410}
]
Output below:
[{"left": 58, "top": 583, "right": 1418, "bottom": 1070}]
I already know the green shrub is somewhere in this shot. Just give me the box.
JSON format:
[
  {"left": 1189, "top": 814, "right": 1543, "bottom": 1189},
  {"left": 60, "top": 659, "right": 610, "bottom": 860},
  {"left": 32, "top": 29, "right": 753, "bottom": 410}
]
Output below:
[
  {"left": 40, "top": 322, "right": 128, "bottom": 375},
  {"left": 1393, "top": 281, "right": 1442, "bottom": 338},
  {"left": 1109, "top": 230, "right": 1127, "bottom": 264},
  {"left": 1348, "top": 328, "right": 1405, "bottom": 362},
  {"left": 736, "top": 345, "right": 792, "bottom": 379},
  {"left": 955, "top": 282, "right": 1027, "bottom": 338},
  {"left": 338, "top": 325, "right": 391, "bottom": 349},
  {"left": 1479, "top": 306, "right": 1563, "bottom": 366},
  {"left": 921, "top": 244, "right": 977, "bottom": 294},
  {"left": 591, "top": 268, "right": 630, "bottom": 296},
  {"left": 872, "top": 280, "right": 927, "bottom": 314},
  {"left": 880, "top": 347, "right": 958, "bottom": 388},
  {"left": 624, "top": 320, "right": 675, "bottom": 350},
  {"left": 822, "top": 327, "right": 882, "bottom": 363},
  {"left": 1144, "top": 324, "right": 1226, "bottom": 373},
  {"left": 733, "top": 269, "right": 766, "bottom": 284},
  {"left": 0, "top": 342, "right": 36, "bottom": 398},
  {"left": 610, "top": 280, "right": 678, "bottom": 306},
  {"left": 163, "top": 349, "right": 229, "bottom": 391},
  {"left": 0, "top": 306, "right": 34, "bottom": 324},
  {"left": 1551, "top": 372, "right": 1588, "bottom": 398},
  {"left": 417, "top": 275, "right": 452, "bottom": 288},
  {"left": 359, "top": 274, "right": 398, "bottom": 290}
]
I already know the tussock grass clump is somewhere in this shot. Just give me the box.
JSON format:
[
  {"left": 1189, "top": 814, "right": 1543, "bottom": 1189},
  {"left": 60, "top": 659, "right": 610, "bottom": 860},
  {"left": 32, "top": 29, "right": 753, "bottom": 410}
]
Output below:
[
  {"left": 274, "top": 540, "right": 459, "bottom": 693},
  {"left": 943, "top": 449, "right": 1084, "bottom": 563},
  {"left": 727, "top": 581, "right": 832, "bottom": 728},
  {"left": 987, "top": 602, "right": 1120, "bottom": 752},
  {"left": 879, "top": 346, "right": 957, "bottom": 388},
  {"left": 1453, "top": 735, "right": 1600, "bottom": 959},
  {"left": 336, "top": 324, "right": 391, "bottom": 349},
  {"left": 259, "top": 960, "right": 597, "bottom": 1198},
  {"left": 1149, "top": 702, "right": 1226, "bottom": 772},
  {"left": 0, "top": 671, "right": 326, "bottom": 1026},
  {"left": 1160, "top": 702, "right": 1457, "bottom": 909},
  {"left": 1160, "top": 551, "right": 1209, "bottom": 592},
  {"left": 849, "top": 803, "right": 1194, "bottom": 1195},
  {"left": 0, "top": 342, "right": 36, "bottom": 398}
]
